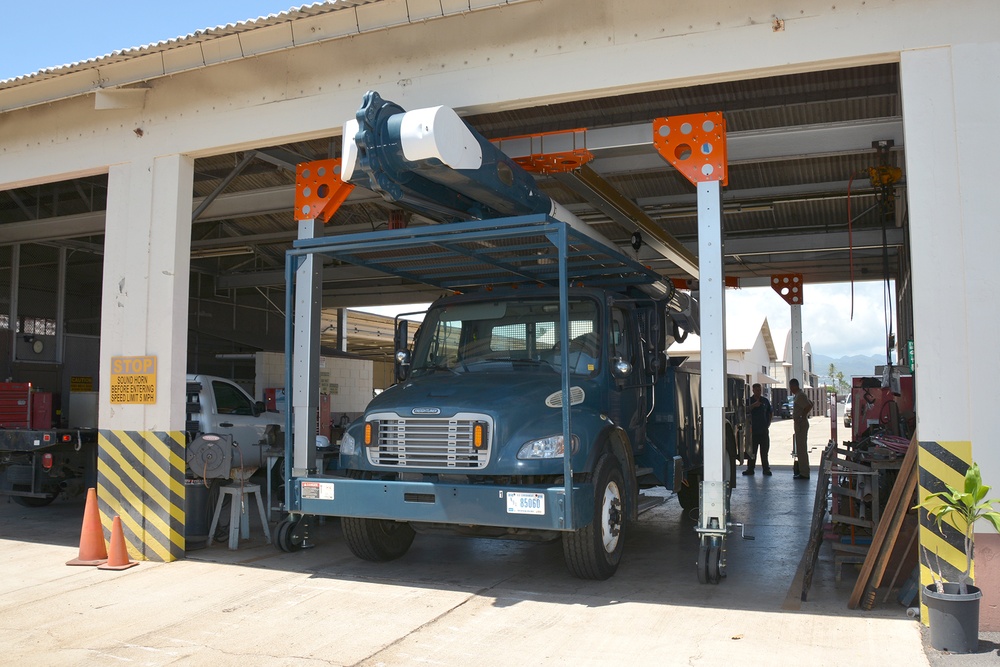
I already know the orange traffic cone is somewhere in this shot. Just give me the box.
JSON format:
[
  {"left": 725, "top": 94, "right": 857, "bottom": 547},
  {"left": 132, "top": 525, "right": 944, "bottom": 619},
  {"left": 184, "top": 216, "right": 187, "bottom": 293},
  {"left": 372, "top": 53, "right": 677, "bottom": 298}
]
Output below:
[
  {"left": 67, "top": 487, "right": 108, "bottom": 566},
  {"left": 98, "top": 516, "right": 139, "bottom": 570}
]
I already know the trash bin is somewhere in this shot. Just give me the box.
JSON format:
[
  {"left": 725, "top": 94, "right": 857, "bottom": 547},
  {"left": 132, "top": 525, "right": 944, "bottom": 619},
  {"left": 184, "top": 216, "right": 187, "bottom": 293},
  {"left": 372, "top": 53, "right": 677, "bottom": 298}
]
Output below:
[{"left": 184, "top": 479, "right": 211, "bottom": 549}]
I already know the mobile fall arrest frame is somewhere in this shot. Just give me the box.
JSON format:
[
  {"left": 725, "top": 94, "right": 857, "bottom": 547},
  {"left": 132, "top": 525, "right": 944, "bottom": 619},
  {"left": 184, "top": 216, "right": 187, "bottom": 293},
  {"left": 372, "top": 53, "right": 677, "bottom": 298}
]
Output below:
[{"left": 280, "top": 94, "right": 734, "bottom": 582}]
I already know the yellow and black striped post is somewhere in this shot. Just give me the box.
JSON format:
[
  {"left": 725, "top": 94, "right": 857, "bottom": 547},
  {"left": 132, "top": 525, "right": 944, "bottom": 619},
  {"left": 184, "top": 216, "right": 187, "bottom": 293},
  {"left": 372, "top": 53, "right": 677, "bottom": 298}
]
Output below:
[
  {"left": 97, "top": 430, "right": 186, "bottom": 562},
  {"left": 917, "top": 439, "right": 973, "bottom": 623}
]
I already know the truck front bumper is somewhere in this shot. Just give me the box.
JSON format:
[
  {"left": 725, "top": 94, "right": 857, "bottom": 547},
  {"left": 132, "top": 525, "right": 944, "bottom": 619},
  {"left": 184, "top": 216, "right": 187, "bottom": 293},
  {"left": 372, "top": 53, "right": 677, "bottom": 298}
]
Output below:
[{"left": 291, "top": 476, "right": 594, "bottom": 532}]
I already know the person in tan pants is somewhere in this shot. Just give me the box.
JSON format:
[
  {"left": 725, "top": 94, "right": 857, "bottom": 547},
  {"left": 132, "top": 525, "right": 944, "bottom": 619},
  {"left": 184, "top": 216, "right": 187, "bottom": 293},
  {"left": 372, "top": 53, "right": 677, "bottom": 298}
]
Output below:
[{"left": 790, "top": 378, "right": 814, "bottom": 479}]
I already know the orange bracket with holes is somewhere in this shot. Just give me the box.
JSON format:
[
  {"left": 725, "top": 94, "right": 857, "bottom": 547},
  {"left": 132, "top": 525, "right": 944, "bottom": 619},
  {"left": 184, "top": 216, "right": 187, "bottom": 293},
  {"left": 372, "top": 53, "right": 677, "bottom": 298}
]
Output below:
[
  {"left": 294, "top": 158, "right": 355, "bottom": 222},
  {"left": 495, "top": 129, "right": 594, "bottom": 174},
  {"left": 771, "top": 273, "right": 804, "bottom": 305},
  {"left": 673, "top": 276, "right": 740, "bottom": 290},
  {"left": 652, "top": 113, "right": 728, "bottom": 186}
]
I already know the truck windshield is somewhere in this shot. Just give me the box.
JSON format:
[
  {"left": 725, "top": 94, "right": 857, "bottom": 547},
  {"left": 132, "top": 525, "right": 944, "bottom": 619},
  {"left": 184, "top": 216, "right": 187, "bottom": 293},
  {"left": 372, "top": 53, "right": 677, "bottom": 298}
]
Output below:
[{"left": 410, "top": 298, "right": 600, "bottom": 377}]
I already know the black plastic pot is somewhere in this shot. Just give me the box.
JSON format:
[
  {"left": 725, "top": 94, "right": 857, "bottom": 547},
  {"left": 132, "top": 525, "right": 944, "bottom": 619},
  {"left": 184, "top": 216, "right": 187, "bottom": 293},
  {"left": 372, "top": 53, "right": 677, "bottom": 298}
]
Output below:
[{"left": 923, "top": 583, "right": 982, "bottom": 653}]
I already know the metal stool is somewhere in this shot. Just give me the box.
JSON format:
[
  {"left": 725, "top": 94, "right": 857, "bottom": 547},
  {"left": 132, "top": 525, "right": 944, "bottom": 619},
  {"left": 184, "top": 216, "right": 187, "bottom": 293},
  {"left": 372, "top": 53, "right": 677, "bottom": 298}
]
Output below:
[{"left": 208, "top": 482, "right": 271, "bottom": 550}]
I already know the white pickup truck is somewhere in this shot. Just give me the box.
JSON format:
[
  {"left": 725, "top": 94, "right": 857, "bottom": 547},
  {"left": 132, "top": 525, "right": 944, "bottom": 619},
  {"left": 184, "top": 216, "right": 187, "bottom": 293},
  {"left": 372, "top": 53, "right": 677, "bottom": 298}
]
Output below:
[
  {"left": 0, "top": 374, "right": 283, "bottom": 506},
  {"left": 186, "top": 374, "right": 284, "bottom": 470}
]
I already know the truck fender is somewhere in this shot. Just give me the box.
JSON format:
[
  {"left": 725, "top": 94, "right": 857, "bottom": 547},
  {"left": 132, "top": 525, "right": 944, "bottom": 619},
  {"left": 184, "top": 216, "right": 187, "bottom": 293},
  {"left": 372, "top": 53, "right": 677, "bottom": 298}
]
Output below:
[{"left": 602, "top": 426, "right": 639, "bottom": 523}]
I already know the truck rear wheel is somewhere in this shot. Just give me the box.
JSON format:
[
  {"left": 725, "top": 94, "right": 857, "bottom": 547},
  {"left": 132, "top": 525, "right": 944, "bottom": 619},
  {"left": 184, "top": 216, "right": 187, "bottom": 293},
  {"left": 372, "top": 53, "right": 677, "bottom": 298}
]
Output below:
[
  {"left": 342, "top": 517, "right": 415, "bottom": 562},
  {"left": 562, "top": 454, "right": 625, "bottom": 580}
]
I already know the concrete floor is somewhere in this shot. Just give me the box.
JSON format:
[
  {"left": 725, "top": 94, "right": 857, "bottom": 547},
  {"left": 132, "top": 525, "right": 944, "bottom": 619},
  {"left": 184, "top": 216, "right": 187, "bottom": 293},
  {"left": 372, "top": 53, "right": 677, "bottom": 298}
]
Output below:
[{"left": 0, "top": 416, "right": 988, "bottom": 665}]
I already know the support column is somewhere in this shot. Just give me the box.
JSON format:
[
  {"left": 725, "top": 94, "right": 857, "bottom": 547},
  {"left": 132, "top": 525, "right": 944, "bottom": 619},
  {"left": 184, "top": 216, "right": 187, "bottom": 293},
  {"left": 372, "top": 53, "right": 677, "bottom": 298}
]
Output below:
[
  {"left": 292, "top": 219, "right": 322, "bottom": 476},
  {"left": 98, "top": 154, "right": 193, "bottom": 562},
  {"left": 902, "top": 43, "right": 1000, "bottom": 630},
  {"left": 697, "top": 180, "right": 727, "bottom": 529},
  {"left": 790, "top": 305, "right": 803, "bottom": 387}
]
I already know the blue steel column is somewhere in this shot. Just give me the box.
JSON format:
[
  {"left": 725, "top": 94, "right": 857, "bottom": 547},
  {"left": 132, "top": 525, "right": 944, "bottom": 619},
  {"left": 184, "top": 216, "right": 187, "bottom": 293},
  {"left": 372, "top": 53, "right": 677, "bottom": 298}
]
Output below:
[
  {"left": 697, "top": 179, "right": 727, "bottom": 534},
  {"left": 283, "top": 253, "right": 296, "bottom": 509},
  {"left": 557, "top": 223, "right": 573, "bottom": 530}
]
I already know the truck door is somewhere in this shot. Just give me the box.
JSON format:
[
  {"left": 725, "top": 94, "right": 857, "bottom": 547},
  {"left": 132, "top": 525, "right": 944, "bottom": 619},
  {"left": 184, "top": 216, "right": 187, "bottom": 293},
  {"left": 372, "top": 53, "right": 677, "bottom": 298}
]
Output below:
[
  {"left": 608, "top": 306, "right": 647, "bottom": 450},
  {"left": 205, "top": 379, "right": 275, "bottom": 466}
]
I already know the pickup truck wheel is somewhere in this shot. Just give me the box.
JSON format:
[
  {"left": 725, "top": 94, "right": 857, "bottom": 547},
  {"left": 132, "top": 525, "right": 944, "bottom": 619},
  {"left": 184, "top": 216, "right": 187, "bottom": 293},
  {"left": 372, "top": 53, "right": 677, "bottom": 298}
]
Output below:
[
  {"left": 12, "top": 494, "right": 57, "bottom": 507},
  {"left": 342, "top": 517, "right": 415, "bottom": 562},
  {"left": 562, "top": 454, "right": 625, "bottom": 580}
]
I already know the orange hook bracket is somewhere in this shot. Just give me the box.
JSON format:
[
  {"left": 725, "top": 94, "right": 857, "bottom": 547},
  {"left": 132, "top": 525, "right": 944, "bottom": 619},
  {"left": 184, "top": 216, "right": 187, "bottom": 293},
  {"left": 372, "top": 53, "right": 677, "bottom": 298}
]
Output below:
[
  {"left": 771, "top": 273, "right": 804, "bottom": 305},
  {"left": 294, "top": 158, "right": 355, "bottom": 222},
  {"left": 652, "top": 112, "right": 728, "bottom": 186}
]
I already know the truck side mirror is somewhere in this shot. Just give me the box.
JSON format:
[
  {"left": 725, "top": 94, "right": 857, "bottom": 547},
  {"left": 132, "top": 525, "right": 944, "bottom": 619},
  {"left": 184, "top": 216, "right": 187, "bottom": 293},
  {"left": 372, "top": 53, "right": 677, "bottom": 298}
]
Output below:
[
  {"left": 253, "top": 400, "right": 265, "bottom": 417},
  {"left": 394, "top": 319, "right": 411, "bottom": 382}
]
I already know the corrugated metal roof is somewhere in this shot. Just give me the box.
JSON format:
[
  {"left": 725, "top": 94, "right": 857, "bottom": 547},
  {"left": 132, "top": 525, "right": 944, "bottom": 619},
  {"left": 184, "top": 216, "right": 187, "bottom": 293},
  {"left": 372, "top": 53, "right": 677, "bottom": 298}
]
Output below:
[
  {"left": 0, "top": 2, "right": 384, "bottom": 87},
  {"left": 0, "top": 2, "right": 387, "bottom": 87}
]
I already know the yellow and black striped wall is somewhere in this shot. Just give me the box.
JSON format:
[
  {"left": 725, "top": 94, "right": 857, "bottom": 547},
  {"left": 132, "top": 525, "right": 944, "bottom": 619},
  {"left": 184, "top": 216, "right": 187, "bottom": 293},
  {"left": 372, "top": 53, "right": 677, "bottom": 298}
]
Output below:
[
  {"left": 917, "top": 439, "right": 973, "bottom": 622},
  {"left": 97, "top": 430, "right": 186, "bottom": 562}
]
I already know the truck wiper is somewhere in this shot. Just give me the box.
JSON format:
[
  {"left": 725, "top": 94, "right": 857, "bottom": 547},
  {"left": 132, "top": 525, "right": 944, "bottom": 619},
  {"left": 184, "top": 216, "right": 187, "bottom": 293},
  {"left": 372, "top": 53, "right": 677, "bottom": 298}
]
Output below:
[{"left": 415, "top": 364, "right": 460, "bottom": 375}]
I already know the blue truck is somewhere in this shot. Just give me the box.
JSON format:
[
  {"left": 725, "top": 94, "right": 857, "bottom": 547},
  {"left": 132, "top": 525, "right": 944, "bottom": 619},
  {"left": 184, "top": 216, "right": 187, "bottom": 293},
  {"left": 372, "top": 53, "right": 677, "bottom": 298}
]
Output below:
[{"left": 275, "top": 93, "right": 744, "bottom": 580}]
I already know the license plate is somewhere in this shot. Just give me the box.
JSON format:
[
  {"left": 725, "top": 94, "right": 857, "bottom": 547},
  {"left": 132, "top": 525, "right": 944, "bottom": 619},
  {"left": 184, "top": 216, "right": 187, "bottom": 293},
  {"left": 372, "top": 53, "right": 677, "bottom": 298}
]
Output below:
[{"left": 506, "top": 491, "right": 545, "bottom": 515}]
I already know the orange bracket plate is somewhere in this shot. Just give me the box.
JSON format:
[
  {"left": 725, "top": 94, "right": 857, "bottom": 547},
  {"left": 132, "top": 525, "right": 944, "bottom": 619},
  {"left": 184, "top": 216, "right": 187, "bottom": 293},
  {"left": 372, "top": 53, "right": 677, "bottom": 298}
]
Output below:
[
  {"left": 673, "top": 276, "right": 740, "bottom": 290},
  {"left": 652, "top": 112, "right": 728, "bottom": 186},
  {"left": 495, "top": 129, "right": 594, "bottom": 174},
  {"left": 513, "top": 150, "right": 594, "bottom": 174},
  {"left": 294, "top": 158, "right": 355, "bottom": 222},
  {"left": 771, "top": 273, "right": 804, "bottom": 305}
]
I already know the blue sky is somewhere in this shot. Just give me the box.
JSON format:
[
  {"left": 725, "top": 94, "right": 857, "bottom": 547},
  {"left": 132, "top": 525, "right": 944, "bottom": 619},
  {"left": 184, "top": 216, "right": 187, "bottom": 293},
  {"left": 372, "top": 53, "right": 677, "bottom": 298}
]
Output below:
[
  {"left": 2, "top": 2, "right": 897, "bottom": 362},
  {"left": 1, "top": 1, "right": 299, "bottom": 81}
]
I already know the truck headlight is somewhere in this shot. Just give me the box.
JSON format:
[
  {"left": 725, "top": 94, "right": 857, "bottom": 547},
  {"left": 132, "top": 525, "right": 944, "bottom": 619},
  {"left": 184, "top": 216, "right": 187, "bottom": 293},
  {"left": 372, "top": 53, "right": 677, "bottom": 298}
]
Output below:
[
  {"left": 517, "top": 434, "right": 579, "bottom": 459},
  {"left": 340, "top": 431, "right": 357, "bottom": 456}
]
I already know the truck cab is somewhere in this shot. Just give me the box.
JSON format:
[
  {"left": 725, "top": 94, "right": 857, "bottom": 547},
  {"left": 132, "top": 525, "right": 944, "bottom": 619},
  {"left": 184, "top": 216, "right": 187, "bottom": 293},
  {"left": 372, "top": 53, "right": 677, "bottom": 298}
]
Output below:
[{"left": 332, "top": 285, "right": 731, "bottom": 578}]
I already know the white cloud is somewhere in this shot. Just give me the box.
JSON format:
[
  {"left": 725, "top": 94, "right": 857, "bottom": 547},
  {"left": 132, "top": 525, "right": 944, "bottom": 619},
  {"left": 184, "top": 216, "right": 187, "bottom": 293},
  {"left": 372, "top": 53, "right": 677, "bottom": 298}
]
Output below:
[{"left": 726, "top": 280, "right": 896, "bottom": 359}]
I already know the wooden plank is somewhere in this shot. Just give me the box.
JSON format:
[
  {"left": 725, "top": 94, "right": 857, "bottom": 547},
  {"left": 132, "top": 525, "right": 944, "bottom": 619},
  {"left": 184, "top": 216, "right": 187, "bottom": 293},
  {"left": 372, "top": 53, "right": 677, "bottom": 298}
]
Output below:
[
  {"left": 796, "top": 442, "right": 836, "bottom": 602},
  {"left": 830, "top": 513, "right": 874, "bottom": 528},
  {"left": 860, "top": 467, "right": 919, "bottom": 609},
  {"left": 831, "top": 543, "right": 870, "bottom": 555},
  {"left": 847, "top": 432, "right": 919, "bottom": 609}
]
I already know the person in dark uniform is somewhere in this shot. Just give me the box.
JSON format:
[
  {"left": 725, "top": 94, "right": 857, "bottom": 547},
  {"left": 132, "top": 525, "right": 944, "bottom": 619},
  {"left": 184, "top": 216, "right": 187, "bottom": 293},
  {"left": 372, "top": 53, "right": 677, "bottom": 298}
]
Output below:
[{"left": 742, "top": 383, "right": 772, "bottom": 476}]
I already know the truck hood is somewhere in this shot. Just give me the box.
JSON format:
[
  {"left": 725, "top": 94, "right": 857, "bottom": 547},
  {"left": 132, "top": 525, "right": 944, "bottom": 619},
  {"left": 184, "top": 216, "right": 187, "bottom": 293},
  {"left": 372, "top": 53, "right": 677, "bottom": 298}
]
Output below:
[{"left": 368, "top": 372, "right": 578, "bottom": 417}]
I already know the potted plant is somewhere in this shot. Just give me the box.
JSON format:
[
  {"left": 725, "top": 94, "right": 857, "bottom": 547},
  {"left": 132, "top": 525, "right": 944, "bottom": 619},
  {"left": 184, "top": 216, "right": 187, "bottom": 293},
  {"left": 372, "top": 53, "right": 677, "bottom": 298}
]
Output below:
[{"left": 914, "top": 462, "right": 1000, "bottom": 653}]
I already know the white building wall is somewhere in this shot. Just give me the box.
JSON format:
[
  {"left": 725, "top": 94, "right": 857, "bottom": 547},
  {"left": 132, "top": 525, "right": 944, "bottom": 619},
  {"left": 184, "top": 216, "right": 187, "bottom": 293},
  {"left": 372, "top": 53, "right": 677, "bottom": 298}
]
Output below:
[
  {"left": 903, "top": 42, "right": 1000, "bottom": 489},
  {"left": 255, "top": 351, "right": 373, "bottom": 419}
]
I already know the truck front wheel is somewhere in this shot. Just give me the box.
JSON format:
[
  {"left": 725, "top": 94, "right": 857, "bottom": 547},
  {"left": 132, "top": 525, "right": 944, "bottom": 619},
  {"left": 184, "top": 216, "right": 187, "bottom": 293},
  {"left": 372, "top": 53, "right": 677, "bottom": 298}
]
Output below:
[
  {"left": 342, "top": 517, "right": 415, "bottom": 562},
  {"left": 678, "top": 470, "right": 701, "bottom": 513},
  {"left": 562, "top": 454, "right": 625, "bottom": 580}
]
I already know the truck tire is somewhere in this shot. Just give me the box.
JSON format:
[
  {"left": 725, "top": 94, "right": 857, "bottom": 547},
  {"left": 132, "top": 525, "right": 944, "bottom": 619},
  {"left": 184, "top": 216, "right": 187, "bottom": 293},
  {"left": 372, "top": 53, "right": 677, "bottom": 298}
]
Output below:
[
  {"left": 342, "top": 517, "right": 415, "bottom": 562},
  {"left": 562, "top": 454, "right": 625, "bottom": 580},
  {"left": 678, "top": 470, "right": 700, "bottom": 512}
]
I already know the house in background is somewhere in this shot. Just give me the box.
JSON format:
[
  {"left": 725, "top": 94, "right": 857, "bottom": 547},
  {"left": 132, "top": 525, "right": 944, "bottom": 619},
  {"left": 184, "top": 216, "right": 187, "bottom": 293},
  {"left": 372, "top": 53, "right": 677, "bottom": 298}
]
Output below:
[
  {"left": 769, "top": 328, "right": 819, "bottom": 389},
  {"left": 668, "top": 318, "right": 781, "bottom": 392}
]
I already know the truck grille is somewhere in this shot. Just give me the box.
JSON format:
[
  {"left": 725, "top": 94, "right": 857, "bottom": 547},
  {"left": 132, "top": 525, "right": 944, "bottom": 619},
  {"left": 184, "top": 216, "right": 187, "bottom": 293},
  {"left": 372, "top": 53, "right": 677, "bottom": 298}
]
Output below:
[{"left": 365, "top": 412, "right": 493, "bottom": 469}]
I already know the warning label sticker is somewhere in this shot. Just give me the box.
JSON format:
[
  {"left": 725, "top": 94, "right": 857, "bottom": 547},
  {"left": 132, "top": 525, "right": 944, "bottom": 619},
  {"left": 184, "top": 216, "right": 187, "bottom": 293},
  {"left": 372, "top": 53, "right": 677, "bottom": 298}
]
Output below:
[{"left": 301, "top": 481, "right": 334, "bottom": 500}]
